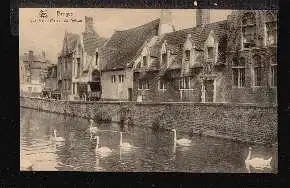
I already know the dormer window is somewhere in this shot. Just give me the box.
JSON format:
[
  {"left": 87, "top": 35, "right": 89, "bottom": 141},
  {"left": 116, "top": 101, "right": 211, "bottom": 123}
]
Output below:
[
  {"left": 143, "top": 56, "right": 147, "bottom": 67},
  {"left": 185, "top": 50, "right": 190, "bottom": 61},
  {"left": 242, "top": 12, "right": 256, "bottom": 49},
  {"left": 207, "top": 47, "right": 214, "bottom": 59},
  {"left": 95, "top": 52, "right": 99, "bottom": 65}
]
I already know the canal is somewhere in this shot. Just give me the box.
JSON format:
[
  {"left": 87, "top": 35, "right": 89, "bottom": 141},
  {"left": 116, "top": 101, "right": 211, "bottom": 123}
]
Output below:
[{"left": 20, "top": 108, "right": 277, "bottom": 173}]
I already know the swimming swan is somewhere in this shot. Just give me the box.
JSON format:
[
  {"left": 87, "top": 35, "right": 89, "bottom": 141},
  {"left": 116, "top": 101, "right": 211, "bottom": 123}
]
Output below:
[
  {"left": 89, "top": 119, "right": 98, "bottom": 138},
  {"left": 53, "top": 129, "right": 65, "bottom": 142},
  {"left": 245, "top": 147, "right": 272, "bottom": 173},
  {"left": 120, "top": 132, "right": 134, "bottom": 150},
  {"left": 172, "top": 129, "right": 191, "bottom": 146},
  {"left": 95, "top": 136, "right": 112, "bottom": 158}
]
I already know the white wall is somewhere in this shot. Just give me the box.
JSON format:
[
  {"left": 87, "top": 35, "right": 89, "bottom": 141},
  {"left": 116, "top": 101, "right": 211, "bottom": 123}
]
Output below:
[{"left": 101, "top": 69, "right": 133, "bottom": 100}]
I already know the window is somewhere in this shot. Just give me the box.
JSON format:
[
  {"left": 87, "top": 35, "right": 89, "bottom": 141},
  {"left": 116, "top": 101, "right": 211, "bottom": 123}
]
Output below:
[
  {"left": 64, "top": 60, "right": 68, "bottom": 73},
  {"left": 68, "top": 80, "right": 71, "bottom": 90},
  {"left": 179, "top": 76, "right": 191, "bottom": 89},
  {"left": 185, "top": 50, "right": 190, "bottom": 61},
  {"left": 111, "top": 75, "right": 116, "bottom": 83},
  {"left": 242, "top": 12, "right": 256, "bottom": 48},
  {"left": 271, "top": 64, "right": 277, "bottom": 87},
  {"left": 253, "top": 55, "right": 262, "bottom": 87},
  {"left": 138, "top": 80, "right": 149, "bottom": 90},
  {"left": 207, "top": 47, "right": 214, "bottom": 59},
  {"left": 118, "top": 75, "right": 124, "bottom": 83},
  {"left": 162, "top": 53, "right": 167, "bottom": 66},
  {"left": 136, "top": 62, "right": 141, "bottom": 69},
  {"left": 266, "top": 21, "right": 277, "bottom": 46},
  {"left": 159, "top": 79, "right": 167, "bottom": 90},
  {"left": 77, "top": 58, "right": 81, "bottom": 77},
  {"left": 232, "top": 57, "right": 245, "bottom": 87},
  {"left": 143, "top": 56, "right": 147, "bottom": 67},
  {"left": 95, "top": 52, "right": 99, "bottom": 65}
]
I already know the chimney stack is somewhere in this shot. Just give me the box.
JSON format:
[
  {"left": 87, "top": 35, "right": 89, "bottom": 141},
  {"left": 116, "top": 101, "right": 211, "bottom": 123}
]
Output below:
[
  {"left": 158, "top": 9, "right": 175, "bottom": 36},
  {"left": 196, "top": 9, "right": 210, "bottom": 27},
  {"left": 85, "top": 16, "right": 94, "bottom": 32}
]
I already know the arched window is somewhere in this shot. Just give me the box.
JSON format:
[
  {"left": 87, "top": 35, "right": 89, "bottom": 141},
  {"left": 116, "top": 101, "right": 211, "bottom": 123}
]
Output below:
[
  {"left": 253, "top": 55, "right": 262, "bottom": 86},
  {"left": 242, "top": 12, "right": 256, "bottom": 48},
  {"left": 232, "top": 57, "right": 245, "bottom": 87}
]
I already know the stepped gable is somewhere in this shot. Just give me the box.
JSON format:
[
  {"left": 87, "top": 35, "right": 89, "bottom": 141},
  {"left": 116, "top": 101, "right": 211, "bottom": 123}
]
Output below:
[{"left": 100, "top": 19, "right": 160, "bottom": 71}]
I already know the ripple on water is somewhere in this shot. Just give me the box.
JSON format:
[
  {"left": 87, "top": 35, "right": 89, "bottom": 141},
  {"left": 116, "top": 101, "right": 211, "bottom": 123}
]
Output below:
[{"left": 20, "top": 108, "right": 278, "bottom": 172}]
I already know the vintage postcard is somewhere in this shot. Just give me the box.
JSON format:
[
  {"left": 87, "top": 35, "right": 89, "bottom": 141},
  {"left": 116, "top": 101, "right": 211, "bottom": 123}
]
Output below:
[{"left": 20, "top": 7, "right": 277, "bottom": 173}]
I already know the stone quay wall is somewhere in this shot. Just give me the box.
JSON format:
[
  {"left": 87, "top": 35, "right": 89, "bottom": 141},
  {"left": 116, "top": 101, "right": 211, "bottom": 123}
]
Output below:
[{"left": 20, "top": 96, "right": 277, "bottom": 145}]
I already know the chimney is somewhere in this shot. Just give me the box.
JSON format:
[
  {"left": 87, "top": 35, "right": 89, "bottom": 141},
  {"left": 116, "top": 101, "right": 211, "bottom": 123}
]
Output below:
[
  {"left": 196, "top": 9, "right": 210, "bottom": 27},
  {"left": 158, "top": 9, "right": 175, "bottom": 36},
  {"left": 85, "top": 16, "right": 94, "bottom": 32}
]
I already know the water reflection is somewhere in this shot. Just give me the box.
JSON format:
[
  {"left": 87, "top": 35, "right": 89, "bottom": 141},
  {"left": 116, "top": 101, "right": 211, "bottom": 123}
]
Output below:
[{"left": 20, "top": 108, "right": 277, "bottom": 173}]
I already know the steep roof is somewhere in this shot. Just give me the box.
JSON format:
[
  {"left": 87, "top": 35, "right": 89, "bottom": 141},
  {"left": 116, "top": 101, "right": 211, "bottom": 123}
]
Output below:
[
  {"left": 100, "top": 19, "right": 160, "bottom": 71},
  {"left": 147, "top": 20, "right": 228, "bottom": 75},
  {"left": 82, "top": 30, "right": 107, "bottom": 56}
]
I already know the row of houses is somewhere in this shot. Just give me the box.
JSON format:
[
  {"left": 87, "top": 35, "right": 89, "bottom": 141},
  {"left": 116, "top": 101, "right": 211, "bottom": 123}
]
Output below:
[{"left": 35, "top": 9, "right": 277, "bottom": 105}]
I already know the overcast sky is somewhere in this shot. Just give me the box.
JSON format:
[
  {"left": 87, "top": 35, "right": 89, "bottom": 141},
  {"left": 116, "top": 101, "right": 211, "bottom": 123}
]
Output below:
[{"left": 19, "top": 8, "right": 232, "bottom": 63}]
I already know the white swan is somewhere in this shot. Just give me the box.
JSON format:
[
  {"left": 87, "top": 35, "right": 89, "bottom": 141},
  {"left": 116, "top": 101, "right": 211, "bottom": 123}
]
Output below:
[
  {"left": 53, "top": 129, "right": 65, "bottom": 142},
  {"left": 89, "top": 119, "right": 98, "bottom": 138},
  {"left": 172, "top": 129, "right": 191, "bottom": 146},
  {"left": 120, "top": 132, "right": 134, "bottom": 150},
  {"left": 245, "top": 147, "right": 272, "bottom": 173},
  {"left": 95, "top": 136, "right": 112, "bottom": 158}
]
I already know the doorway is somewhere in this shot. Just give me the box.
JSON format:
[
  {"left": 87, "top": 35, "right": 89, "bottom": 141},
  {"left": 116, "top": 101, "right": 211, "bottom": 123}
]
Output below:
[{"left": 203, "top": 79, "right": 214, "bottom": 102}]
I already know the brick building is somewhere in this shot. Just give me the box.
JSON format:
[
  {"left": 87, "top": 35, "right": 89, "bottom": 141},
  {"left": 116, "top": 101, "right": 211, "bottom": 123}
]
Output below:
[
  {"left": 101, "top": 10, "right": 277, "bottom": 105},
  {"left": 100, "top": 10, "right": 175, "bottom": 100},
  {"left": 57, "top": 31, "right": 81, "bottom": 100},
  {"left": 43, "top": 64, "right": 58, "bottom": 98},
  {"left": 57, "top": 17, "right": 107, "bottom": 100}
]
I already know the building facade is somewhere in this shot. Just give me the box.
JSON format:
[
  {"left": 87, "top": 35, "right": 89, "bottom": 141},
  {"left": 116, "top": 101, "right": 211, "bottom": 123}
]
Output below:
[
  {"left": 20, "top": 50, "right": 51, "bottom": 96},
  {"left": 128, "top": 10, "right": 277, "bottom": 105},
  {"left": 99, "top": 10, "right": 277, "bottom": 104},
  {"left": 100, "top": 10, "right": 175, "bottom": 101},
  {"left": 44, "top": 64, "right": 58, "bottom": 91},
  {"left": 57, "top": 31, "right": 80, "bottom": 100},
  {"left": 57, "top": 17, "right": 107, "bottom": 100}
]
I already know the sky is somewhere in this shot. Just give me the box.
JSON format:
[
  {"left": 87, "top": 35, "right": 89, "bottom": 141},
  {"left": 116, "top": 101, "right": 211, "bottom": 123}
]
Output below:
[{"left": 19, "top": 8, "right": 232, "bottom": 63}]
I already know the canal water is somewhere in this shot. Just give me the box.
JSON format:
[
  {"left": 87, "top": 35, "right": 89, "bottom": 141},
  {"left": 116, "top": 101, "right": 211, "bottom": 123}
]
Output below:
[{"left": 20, "top": 108, "right": 278, "bottom": 173}]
